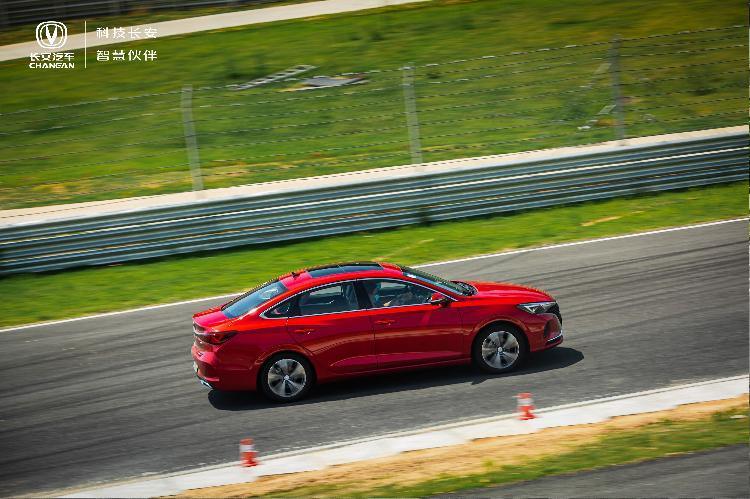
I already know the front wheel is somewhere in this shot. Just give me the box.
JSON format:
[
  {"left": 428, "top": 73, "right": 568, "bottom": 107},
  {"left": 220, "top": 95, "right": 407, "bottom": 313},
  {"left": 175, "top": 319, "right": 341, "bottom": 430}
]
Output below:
[
  {"left": 473, "top": 327, "right": 527, "bottom": 373},
  {"left": 259, "top": 354, "right": 314, "bottom": 403}
]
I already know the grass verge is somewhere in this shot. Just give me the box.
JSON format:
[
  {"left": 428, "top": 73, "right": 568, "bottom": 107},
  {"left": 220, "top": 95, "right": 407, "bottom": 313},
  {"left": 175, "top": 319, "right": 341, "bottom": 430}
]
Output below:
[
  {"left": 380, "top": 406, "right": 749, "bottom": 497},
  {"left": 0, "top": 0, "right": 745, "bottom": 208},
  {"left": 0, "top": 181, "right": 746, "bottom": 328},
  {"left": 0, "top": 0, "right": 314, "bottom": 46},
  {"left": 175, "top": 396, "right": 749, "bottom": 497}
]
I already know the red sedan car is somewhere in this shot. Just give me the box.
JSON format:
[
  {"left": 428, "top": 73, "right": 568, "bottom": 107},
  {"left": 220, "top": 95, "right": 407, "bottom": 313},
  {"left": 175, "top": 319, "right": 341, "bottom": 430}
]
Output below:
[{"left": 192, "top": 262, "right": 562, "bottom": 402}]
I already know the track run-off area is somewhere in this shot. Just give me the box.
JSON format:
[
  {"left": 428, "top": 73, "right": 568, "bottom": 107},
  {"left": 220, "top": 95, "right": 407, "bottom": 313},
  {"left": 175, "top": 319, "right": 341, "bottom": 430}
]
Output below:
[{"left": 0, "top": 219, "right": 747, "bottom": 496}]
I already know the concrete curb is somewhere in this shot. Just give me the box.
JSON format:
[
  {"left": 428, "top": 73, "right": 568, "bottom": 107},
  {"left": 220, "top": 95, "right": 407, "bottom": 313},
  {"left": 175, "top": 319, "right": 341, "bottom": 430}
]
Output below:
[{"left": 61, "top": 374, "right": 749, "bottom": 498}]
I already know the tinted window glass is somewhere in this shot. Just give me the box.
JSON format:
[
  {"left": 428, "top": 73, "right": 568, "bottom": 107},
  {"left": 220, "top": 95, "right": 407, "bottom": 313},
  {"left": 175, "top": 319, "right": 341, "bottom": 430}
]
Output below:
[
  {"left": 340, "top": 263, "right": 382, "bottom": 273},
  {"left": 265, "top": 300, "right": 291, "bottom": 318},
  {"left": 307, "top": 263, "right": 381, "bottom": 277},
  {"left": 361, "top": 280, "right": 433, "bottom": 308},
  {"left": 307, "top": 267, "right": 344, "bottom": 278},
  {"left": 294, "top": 282, "right": 360, "bottom": 316},
  {"left": 222, "top": 280, "right": 288, "bottom": 319},
  {"left": 400, "top": 266, "right": 468, "bottom": 295}
]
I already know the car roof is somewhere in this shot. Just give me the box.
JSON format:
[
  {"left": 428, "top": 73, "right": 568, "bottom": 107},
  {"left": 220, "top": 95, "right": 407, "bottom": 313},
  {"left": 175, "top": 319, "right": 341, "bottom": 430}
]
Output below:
[{"left": 279, "top": 261, "right": 405, "bottom": 291}]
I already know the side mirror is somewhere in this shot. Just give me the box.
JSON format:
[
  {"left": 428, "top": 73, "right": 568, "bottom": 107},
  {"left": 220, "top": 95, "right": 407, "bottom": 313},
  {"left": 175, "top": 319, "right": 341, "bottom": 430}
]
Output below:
[{"left": 429, "top": 292, "right": 451, "bottom": 306}]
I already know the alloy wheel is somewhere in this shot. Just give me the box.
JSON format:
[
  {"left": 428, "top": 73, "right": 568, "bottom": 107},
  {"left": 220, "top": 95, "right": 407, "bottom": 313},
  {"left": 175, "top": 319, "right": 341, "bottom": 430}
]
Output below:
[
  {"left": 481, "top": 330, "right": 520, "bottom": 369},
  {"left": 267, "top": 358, "right": 307, "bottom": 398}
]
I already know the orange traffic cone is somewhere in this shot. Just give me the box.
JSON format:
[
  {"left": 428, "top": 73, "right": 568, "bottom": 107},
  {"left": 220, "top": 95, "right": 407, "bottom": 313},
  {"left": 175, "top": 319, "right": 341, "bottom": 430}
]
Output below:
[
  {"left": 240, "top": 438, "right": 258, "bottom": 467},
  {"left": 516, "top": 392, "right": 536, "bottom": 420}
]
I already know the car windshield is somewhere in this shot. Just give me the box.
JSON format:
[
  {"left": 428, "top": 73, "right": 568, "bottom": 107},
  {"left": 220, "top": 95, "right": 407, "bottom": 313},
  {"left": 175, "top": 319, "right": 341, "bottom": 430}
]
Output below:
[
  {"left": 400, "top": 266, "right": 472, "bottom": 296},
  {"left": 221, "top": 280, "right": 288, "bottom": 318}
]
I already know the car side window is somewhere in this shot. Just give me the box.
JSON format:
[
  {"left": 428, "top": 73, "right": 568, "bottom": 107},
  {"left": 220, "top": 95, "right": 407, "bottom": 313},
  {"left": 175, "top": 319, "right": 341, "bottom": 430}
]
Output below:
[
  {"left": 293, "top": 282, "right": 360, "bottom": 317},
  {"left": 362, "top": 280, "right": 433, "bottom": 308},
  {"left": 265, "top": 300, "right": 291, "bottom": 318}
]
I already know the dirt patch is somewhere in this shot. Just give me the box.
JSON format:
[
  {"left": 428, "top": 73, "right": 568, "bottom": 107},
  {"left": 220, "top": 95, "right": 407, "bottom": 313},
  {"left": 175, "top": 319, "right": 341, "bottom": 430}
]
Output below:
[
  {"left": 175, "top": 395, "right": 748, "bottom": 498},
  {"left": 581, "top": 215, "right": 622, "bottom": 226}
]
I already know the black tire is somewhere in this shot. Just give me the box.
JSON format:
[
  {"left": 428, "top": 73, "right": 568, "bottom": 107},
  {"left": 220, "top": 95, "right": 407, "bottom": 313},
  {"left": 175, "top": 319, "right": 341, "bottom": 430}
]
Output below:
[
  {"left": 472, "top": 324, "right": 528, "bottom": 373},
  {"left": 259, "top": 353, "right": 314, "bottom": 403}
]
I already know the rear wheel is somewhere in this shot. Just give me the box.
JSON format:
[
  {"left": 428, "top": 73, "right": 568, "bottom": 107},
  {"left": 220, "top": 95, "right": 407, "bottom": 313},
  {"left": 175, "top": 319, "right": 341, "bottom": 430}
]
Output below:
[
  {"left": 259, "top": 353, "right": 314, "bottom": 403},
  {"left": 473, "top": 326, "right": 528, "bottom": 373}
]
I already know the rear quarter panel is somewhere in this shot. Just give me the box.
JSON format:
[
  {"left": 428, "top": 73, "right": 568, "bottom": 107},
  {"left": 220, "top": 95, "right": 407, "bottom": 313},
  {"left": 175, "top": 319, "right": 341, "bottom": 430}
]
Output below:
[{"left": 218, "top": 317, "right": 307, "bottom": 390}]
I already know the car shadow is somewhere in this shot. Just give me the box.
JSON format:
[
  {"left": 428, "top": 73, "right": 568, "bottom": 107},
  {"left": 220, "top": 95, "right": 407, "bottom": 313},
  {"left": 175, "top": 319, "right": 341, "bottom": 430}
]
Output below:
[{"left": 208, "top": 346, "right": 583, "bottom": 411}]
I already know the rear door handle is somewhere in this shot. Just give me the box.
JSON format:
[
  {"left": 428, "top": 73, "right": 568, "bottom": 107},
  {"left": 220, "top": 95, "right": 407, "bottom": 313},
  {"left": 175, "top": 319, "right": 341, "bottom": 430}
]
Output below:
[
  {"left": 293, "top": 328, "right": 315, "bottom": 334},
  {"left": 374, "top": 319, "right": 395, "bottom": 325}
]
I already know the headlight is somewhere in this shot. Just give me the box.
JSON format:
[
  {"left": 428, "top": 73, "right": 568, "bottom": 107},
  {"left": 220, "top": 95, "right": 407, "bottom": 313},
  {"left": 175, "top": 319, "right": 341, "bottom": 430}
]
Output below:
[{"left": 517, "top": 301, "right": 556, "bottom": 314}]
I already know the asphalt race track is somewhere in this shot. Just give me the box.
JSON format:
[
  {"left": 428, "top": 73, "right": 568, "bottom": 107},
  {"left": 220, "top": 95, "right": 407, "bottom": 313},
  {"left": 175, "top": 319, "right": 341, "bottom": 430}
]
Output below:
[{"left": 0, "top": 220, "right": 748, "bottom": 496}]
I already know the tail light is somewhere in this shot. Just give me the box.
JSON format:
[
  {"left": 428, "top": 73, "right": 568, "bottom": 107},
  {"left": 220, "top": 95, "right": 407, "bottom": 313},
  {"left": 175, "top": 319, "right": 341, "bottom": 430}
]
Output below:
[{"left": 195, "top": 331, "right": 237, "bottom": 345}]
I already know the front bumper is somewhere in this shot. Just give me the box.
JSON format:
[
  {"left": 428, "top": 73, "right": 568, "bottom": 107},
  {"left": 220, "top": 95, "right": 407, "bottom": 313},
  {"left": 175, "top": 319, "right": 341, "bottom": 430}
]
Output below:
[
  {"left": 528, "top": 313, "right": 563, "bottom": 351},
  {"left": 545, "top": 329, "right": 563, "bottom": 346}
]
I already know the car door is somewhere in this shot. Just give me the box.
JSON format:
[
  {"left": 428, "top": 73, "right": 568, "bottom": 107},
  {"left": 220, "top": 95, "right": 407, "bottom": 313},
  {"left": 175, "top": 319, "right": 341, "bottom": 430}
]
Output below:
[
  {"left": 359, "top": 279, "right": 464, "bottom": 369},
  {"left": 285, "top": 281, "right": 376, "bottom": 374}
]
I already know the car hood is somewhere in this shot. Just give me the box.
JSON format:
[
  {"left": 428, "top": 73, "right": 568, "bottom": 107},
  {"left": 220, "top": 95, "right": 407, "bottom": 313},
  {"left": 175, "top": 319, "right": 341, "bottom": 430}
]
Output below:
[{"left": 467, "top": 280, "right": 553, "bottom": 302}]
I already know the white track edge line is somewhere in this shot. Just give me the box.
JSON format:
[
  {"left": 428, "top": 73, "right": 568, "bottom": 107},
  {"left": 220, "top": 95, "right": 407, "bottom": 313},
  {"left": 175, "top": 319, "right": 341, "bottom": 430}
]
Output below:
[
  {"left": 54, "top": 373, "right": 749, "bottom": 496},
  {"left": 0, "top": 292, "right": 239, "bottom": 333},
  {"left": 2, "top": 217, "right": 747, "bottom": 333},
  {"left": 215, "top": 374, "right": 750, "bottom": 462},
  {"left": 417, "top": 217, "right": 749, "bottom": 268},
  {"left": 180, "top": 374, "right": 750, "bottom": 471}
]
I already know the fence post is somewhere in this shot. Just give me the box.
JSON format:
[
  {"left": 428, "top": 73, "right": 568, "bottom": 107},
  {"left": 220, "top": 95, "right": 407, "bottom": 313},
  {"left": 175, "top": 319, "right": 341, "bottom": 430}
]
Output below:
[
  {"left": 402, "top": 63, "right": 424, "bottom": 166},
  {"left": 608, "top": 34, "right": 626, "bottom": 142},
  {"left": 402, "top": 63, "right": 431, "bottom": 224},
  {"left": 181, "top": 84, "right": 204, "bottom": 194}
]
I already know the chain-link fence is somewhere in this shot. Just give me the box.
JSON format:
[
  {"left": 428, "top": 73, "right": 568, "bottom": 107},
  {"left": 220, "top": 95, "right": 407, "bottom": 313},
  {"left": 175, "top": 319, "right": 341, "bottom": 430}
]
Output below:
[{"left": 0, "top": 25, "right": 745, "bottom": 210}]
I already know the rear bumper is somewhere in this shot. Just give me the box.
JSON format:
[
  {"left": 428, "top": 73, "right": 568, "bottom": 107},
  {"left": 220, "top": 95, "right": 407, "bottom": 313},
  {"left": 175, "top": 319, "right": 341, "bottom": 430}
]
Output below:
[
  {"left": 195, "top": 372, "right": 214, "bottom": 389},
  {"left": 191, "top": 343, "right": 256, "bottom": 391}
]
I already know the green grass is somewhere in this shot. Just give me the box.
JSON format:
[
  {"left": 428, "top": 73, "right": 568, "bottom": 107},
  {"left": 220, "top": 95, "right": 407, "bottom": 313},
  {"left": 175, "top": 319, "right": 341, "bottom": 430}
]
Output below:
[
  {"left": 0, "top": 181, "right": 745, "bottom": 328},
  {"left": 0, "top": 0, "right": 745, "bottom": 208},
  {"left": 267, "top": 404, "right": 749, "bottom": 497},
  {"left": 0, "top": 0, "right": 314, "bottom": 46}
]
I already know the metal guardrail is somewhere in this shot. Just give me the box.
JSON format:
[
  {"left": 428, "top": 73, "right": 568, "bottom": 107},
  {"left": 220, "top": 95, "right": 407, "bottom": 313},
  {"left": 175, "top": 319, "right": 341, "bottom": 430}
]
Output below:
[{"left": 0, "top": 129, "right": 747, "bottom": 274}]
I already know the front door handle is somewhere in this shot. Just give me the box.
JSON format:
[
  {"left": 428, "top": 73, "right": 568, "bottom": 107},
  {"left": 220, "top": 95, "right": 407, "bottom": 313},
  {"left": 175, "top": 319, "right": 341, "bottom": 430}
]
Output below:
[
  {"left": 293, "top": 328, "right": 315, "bottom": 334},
  {"left": 374, "top": 319, "right": 395, "bottom": 325}
]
